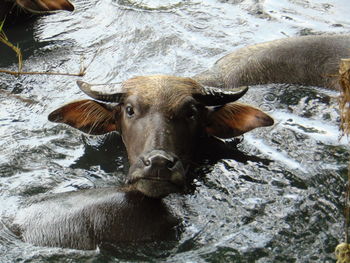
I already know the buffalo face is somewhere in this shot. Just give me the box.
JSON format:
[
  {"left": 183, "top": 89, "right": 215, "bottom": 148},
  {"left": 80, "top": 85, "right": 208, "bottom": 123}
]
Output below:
[
  {"left": 48, "top": 75, "right": 273, "bottom": 198},
  {"left": 119, "top": 85, "right": 206, "bottom": 197}
]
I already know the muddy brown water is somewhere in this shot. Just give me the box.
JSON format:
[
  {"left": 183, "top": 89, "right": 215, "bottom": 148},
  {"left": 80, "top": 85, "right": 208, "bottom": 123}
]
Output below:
[{"left": 0, "top": 0, "right": 350, "bottom": 262}]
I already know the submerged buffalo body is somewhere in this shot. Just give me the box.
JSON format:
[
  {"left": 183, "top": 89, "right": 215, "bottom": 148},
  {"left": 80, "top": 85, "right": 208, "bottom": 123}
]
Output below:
[
  {"left": 0, "top": 0, "right": 74, "bottom": 23},
  {"left": 12, "top": 34, "right": 350, "bottom": 250},
  {"left": 194, "top": 34, "right": 350, "bottom": 90},
  {"left": 14, "top": 189, "right": 180, "bottom": 250}
]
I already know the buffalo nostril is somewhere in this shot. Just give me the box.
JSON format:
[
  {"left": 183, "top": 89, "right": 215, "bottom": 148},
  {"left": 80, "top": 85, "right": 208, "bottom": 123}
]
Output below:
[
  {"left": 143, "top": 153, "right": 178, "bottom": 170},
  {"left": 144, "top": 159, "right": 151, "bottom": 167},
  {"left": 167, "top": 157, "right": 178, "bottom": 169}
]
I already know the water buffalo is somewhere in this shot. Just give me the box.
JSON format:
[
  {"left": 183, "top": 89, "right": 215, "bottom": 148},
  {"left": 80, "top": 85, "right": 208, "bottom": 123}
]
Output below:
[
  {"left": 11, "top": 34, "right": 349, "bottom": 250},
  {"left": 194, "top": 34, "right": 350, "bottom": 90},
  {"left": 11, "top": 75, "right": 273, "bottom": 250},
  {"left": 0, "top": 0, "right": 74, "bottom": 24}
]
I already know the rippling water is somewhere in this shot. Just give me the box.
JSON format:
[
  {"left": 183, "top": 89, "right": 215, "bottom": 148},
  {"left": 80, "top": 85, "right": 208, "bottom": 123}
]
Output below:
[{"left": 0, "top": 0, "right": 350, "bottom": 262}]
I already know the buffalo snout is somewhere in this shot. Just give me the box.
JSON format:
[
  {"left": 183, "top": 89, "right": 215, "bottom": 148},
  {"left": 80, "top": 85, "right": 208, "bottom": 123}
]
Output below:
[
  {"left": 128, "top": 150, "right": 186, "bottom": 198},
  {"left": 142, "top": 150, "right": 178, "bottom": 171}
]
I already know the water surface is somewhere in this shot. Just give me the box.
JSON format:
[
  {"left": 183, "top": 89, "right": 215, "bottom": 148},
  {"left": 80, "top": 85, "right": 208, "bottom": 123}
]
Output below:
[{"left": 0, "top": 0, "right": 350, "bottom": 262}]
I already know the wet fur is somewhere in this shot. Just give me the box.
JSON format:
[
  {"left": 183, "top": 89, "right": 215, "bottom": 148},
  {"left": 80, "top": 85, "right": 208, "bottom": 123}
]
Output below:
[
  {"left": 194, "top": 34, "right": 350, "bottom": 90},
  {"left": 122, "top": 75, "right": 203, "bottom": 113}
]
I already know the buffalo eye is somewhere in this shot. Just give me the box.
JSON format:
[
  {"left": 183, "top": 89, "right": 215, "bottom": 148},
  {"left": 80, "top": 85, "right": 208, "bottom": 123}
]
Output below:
[
  {"left": 186, "top": 105, "right": 198, "bottom": 120},
  {"left": 125, "top": 104, "right": 135, "bottom": 117}
]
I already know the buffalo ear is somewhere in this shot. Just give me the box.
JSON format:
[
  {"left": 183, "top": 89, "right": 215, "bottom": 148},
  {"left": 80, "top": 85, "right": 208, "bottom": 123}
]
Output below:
[
  {"left": 48, "top": 100, "right": 119, "bottom": 135},
  {"left": 16, "top": 0, "right": 74, "bottom": 12},
  {"left": 205, "top": 103, "right": 274, "bottom": 138}
]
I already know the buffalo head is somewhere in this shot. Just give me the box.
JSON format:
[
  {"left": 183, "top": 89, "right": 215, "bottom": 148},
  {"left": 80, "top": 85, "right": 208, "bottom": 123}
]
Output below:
[{"left": 48, "top": 75, "right": 273, "bottom": 198}]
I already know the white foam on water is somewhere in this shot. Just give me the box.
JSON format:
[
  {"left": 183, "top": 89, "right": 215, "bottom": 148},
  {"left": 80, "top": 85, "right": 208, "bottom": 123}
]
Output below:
[
  {"left": 271, "top": 110, "right": 348, "bottom": 145},
  {"left": 245, "top": 134, "right": 307, "bottom": 172}
]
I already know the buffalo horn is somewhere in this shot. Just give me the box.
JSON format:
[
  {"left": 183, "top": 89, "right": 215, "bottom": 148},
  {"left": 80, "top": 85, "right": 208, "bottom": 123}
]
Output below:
[
  {"left": 194, "top": 86, "right": 249, "bottom": 106},
  {"left": 76, "top": 80, "right": 124, "bottom": 102}
]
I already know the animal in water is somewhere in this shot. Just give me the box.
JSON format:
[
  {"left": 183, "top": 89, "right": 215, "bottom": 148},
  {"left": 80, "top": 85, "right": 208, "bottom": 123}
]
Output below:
[
  {"left": 12, "top": 76, "right": 273, "bottom": 249},
  {"left": 11, "top": 34, "right": 350, "bottom": 250},
  {"left": 0, "top": 0, "right": 74, "bottom": 25},
  {"left": 49, "top": 77, "right": 273, "bottom": 198},
  {"left": 193, "top": 34, "right": 350, "bottom": 90}
]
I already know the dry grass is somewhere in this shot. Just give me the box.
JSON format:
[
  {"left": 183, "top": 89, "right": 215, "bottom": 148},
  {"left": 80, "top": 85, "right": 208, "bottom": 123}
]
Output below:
[
  {"left": 0, "top": 19, "right": 23, "bottom": 72},
  {"left": 337, "top": 58, "right": 350, "bottom": 262},
  {"left": 339, "top": 59, "right": 350, "bottom": 137},
  {"left": 0, "top": 19, "right": 86, "bottom": 77}
]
